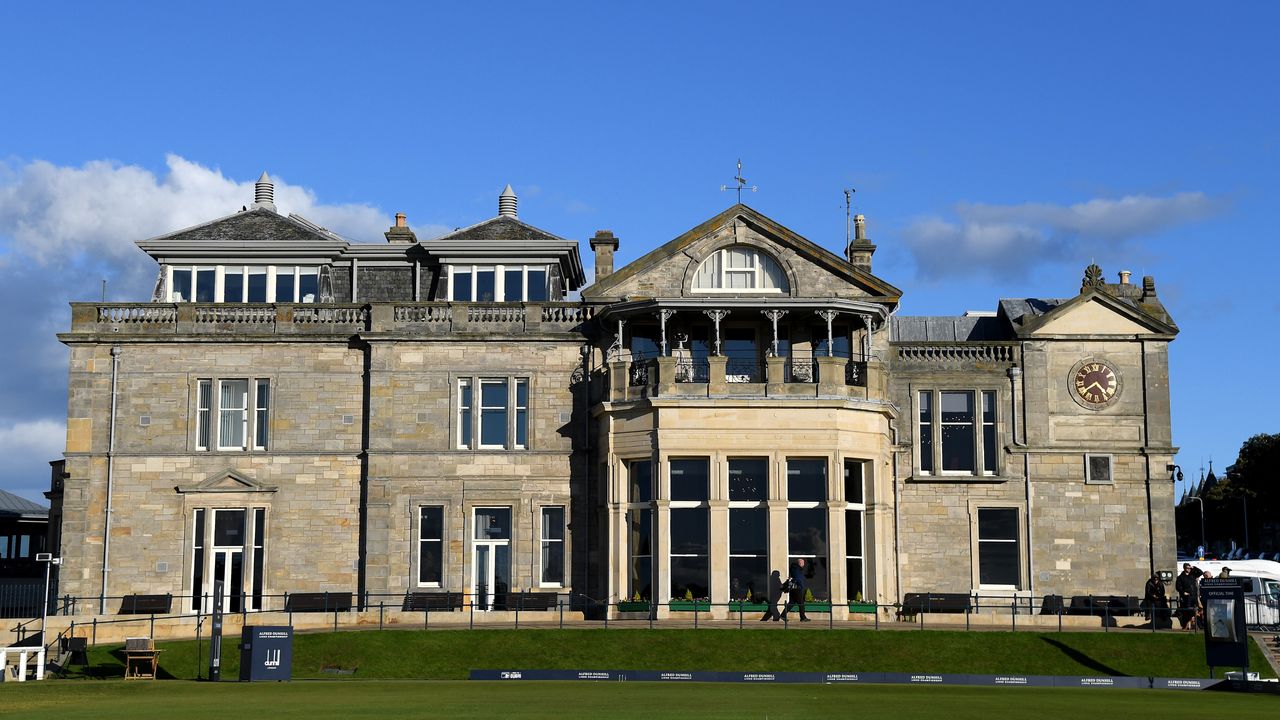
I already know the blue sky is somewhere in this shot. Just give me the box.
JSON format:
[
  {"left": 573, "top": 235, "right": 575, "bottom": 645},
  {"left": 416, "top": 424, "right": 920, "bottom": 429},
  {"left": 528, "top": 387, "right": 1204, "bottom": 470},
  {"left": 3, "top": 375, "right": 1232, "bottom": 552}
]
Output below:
[{"left": 1, "top": 2, "right": 1277, "bottom": 503}]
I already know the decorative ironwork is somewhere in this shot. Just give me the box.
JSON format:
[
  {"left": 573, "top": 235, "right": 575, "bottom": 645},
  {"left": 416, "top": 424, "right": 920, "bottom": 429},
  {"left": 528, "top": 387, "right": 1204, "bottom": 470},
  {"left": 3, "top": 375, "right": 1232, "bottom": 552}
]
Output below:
[
  {"left": 845, "top": 360, "right": 867, "bottom": 387},
  {"left": 1081, "top": 263, "right": 1105, "bottom": 294},
  {"left": 786, "top": 355, "right": 816, "bottom": 383},
  {"left": 675, "top": 357, "right": 710, "bottom": 383},
  {"left": 724, "top": 358, "right": 763, "bottom": 383}
]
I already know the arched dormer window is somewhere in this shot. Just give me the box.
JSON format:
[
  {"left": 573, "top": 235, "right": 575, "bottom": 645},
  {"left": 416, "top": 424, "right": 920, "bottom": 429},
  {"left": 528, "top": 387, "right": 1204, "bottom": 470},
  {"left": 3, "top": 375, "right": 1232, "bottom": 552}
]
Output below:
[{"left": 692, "top": 247, "right": 789, "bottom": 293}]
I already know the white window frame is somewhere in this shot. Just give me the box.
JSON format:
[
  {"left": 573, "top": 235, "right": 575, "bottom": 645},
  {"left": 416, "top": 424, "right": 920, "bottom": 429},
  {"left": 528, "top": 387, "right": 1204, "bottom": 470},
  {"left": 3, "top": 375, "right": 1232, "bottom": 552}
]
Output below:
[
  {"left": 448, "top": 264, "right": 551, "bottom": 302},
  {"left": 456, "top": 376, "right": 530, "bottom": 450},
  {"left": 974, "top": 506, "right": 1022, "bottom": 591},
  {"left": 417, "top": 505, "right": 445, "bottom": 588},
  {"left": 727, "top": 458, "right": 768, "bottom": 603},
  {"left": 917, "top": 388, "right": 1001, "bottom": 477},
  {"left": 167, "top": 265, "right": 318, "bottom": 303},
  {"left": 539, "top": 506, "right": 565, "bottom": 588},
  {"left": 196, "top": 377, "right": 269, "bottom": 452},
  {"left": 691, "top": 248, "right": 787, "bottom": 294},
  {"left": 1084, "top": 453, "right": 1114, "bottom": 485},
  {"left": 845, "top": 459, "right": 867, "bottom": 602}
]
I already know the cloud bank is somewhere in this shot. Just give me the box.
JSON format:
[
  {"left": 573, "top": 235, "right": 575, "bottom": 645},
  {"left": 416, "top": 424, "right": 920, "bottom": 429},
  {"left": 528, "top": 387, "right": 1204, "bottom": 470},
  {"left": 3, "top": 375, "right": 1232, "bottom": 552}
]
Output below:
[
  {"left": 0, "top": 155, "right": 447, "bottom": 502},
  {"left": 900, "top": 192, "right": 1221, "bottom": 280}
]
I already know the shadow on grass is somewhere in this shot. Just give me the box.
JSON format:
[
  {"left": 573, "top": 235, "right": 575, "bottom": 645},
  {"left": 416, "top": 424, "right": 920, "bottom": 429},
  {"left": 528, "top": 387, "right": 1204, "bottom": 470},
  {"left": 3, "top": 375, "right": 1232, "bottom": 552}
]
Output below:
[{"left": 1040, "top": 637, "right": 1124, "bottom": 676}]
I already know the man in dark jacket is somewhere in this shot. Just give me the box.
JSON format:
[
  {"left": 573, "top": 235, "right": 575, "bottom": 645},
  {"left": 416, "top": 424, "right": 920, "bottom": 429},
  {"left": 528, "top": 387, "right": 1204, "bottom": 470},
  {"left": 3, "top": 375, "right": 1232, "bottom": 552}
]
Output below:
[
  {"left": 1174, "top": 563, "right": 1196, "bottom": 629},
  {"left": 779, "top": 558, "right": 811, "bottom": 622},
  {"left": 760, "top": 570, "right": 784, "bottom": 621}
]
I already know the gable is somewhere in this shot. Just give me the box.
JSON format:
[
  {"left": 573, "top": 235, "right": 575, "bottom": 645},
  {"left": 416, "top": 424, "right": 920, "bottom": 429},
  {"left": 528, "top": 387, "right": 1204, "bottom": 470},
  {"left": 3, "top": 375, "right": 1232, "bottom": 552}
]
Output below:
[
  {"left": 137, "top": 207, "right": 349, "bottom": 264},
  {"left": 584, "top": 204, "right": 900, "bottom": 303},
  {"left": 1030, "top": 297, "right": 1162, "bottom": 336},
  {"left": 175, "top": 468, "right": 277, "bottom": 494}
]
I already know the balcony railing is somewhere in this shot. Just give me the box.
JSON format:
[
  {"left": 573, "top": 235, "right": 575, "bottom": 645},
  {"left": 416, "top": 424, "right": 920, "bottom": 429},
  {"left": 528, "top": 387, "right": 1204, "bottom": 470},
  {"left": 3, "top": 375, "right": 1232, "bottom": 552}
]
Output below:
[
  {"left": 71, "top": 302, "right": 594, "bottom": 337},
  {"left": 725, "top": 358, "right": 763, "bottom": 383},
  {"left": 675, "top": 357, "right": 710, "bottom": 383}
]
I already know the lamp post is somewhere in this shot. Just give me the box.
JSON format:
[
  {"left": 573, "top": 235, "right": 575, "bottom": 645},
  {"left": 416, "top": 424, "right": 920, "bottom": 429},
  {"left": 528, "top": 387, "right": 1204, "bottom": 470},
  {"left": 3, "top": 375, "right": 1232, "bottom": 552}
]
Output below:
[
  {"left": 35, "top": 553, "right": 61, "bottom": 649},
  {"left": 1186, "top": 497, "right": 1206, "bottom": 557}
]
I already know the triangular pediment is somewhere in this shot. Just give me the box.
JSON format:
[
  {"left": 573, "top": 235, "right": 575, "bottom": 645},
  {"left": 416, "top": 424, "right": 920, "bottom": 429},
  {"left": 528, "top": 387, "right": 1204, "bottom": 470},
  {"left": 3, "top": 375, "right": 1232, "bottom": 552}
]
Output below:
[
  {"left": 175, "top": 468, "right": 277, "bottom": 494},
  {"left": 1022, "top": 293, "right": 1176, "bottom": 337},
  {"left": 583, "top": 204, "right": 901, "bottom": 305}
]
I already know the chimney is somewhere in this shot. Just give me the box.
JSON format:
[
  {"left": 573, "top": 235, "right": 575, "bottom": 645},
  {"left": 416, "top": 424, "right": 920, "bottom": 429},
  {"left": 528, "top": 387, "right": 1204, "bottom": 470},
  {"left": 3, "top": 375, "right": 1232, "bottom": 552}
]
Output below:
[
  {"left": 847, "top": 214, "right": 876, "bottom": 273},
  {"left": 384, "top": 212, "right": 418, "bottom": 244},
  {"left": 1119, "top": 270, "right": 1132, "bottom": 285},
  {"left": 499, "top": 184, "right": 517, "bottom": 218},
  {"left": 590, "top": 230, "right": 619, "bottom": 283},
  {"left": 253, "top": 171, "right": 276, "bottom": 212}
]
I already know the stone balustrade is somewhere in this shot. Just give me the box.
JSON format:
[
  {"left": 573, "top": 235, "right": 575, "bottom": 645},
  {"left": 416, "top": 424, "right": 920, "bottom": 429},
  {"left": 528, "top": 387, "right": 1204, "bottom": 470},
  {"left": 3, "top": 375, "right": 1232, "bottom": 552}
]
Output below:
[
  {"left": 69, "top": 302, "right": 596, "bottom": 337},
  {"left": 894, "top": 343, "right": 1018, "bottom": 365},
  {"left": 612, "top": 354, "right": 881, "bottom": 402}
]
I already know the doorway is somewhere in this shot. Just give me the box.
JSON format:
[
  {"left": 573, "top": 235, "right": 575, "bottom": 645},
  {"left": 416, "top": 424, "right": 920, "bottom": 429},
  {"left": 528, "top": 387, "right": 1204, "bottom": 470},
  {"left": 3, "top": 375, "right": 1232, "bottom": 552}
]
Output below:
[{"left": 472, "top": 507, "right": 512, "bottom": 610}]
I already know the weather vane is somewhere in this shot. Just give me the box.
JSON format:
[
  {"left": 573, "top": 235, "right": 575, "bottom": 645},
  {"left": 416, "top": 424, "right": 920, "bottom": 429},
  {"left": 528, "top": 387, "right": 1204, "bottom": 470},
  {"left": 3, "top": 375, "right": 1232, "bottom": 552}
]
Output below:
[
  {"left": 721, "top": 159, "right": 758, "bottom": 203},
  {"left": 844, "top": 188, "right": 856, "bottom": 249}
]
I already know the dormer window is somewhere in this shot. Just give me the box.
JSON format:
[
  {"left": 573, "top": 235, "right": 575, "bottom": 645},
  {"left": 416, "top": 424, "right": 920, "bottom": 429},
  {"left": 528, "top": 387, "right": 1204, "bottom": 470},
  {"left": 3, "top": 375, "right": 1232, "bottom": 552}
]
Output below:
[
  {"left": 167, "top": 265, "right": 321, "bottom": 303},
  {"left": 692, "top": 247, "right": 789, "bottom": 293},
  {"left": 448, "top": 264, "right": 551, "bottom": 302}
]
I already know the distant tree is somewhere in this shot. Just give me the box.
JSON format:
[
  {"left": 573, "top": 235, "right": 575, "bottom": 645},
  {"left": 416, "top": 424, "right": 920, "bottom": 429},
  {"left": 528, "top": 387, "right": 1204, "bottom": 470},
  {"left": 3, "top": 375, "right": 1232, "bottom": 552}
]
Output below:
[{"left": 1224, "top": 433, "right": 1279, "bottom": 516}]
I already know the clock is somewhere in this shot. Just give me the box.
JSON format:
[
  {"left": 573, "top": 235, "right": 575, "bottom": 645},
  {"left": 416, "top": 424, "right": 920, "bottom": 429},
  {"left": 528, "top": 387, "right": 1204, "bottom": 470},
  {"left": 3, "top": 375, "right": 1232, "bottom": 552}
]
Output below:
[{"left": 1073, "top": 360, "right": 1119, "bottom": 408}]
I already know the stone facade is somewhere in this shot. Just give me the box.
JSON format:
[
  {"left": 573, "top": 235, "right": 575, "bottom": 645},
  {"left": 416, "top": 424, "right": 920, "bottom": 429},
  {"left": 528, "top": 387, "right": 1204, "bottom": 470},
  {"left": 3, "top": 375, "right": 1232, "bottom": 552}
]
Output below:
[{"left": 48, "top": 185, "right": 1179, "bottom": 619}]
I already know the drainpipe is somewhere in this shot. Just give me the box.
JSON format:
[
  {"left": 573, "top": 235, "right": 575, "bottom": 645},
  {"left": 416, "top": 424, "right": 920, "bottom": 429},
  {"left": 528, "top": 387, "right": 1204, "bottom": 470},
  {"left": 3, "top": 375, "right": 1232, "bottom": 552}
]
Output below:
[
  {"left": 889, "top": 420, "right": 902, "bottom": 605},
  {"left": 1009, "top": 361, "right": 1033, "bottom": 600},
  {"left": 100, "top": 345, "right": 121, "bottom": 612}
]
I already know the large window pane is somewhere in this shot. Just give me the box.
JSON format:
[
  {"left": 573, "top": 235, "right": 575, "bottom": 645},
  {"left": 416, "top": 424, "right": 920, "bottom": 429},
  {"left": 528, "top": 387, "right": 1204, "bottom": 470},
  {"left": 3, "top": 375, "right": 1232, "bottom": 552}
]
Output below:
[
  {"left": 728, "top": 458, "right": 767, "bottom": 501},
  {"left": 458, "top": 379, "right": 473, "bottom": 448},
  {"left": 504, "top": 268, "right": 523, "bottom": 301},
  {"left": 844, "top": 460, "right": 864, "bottom": 504},
  {"left": 172, "top": 268, "right": 192, "bottom": 302},
  {"left": 475, "top": 269, "right": 495, "bottom": 302},
  {"left": 629, "top": 460, "right": 652, "bottom": 503},
  {"left": 527, "top": 269, "right": 548, "bottom": 301},
  {"left": 787, "top": 458, "right": 827, "bottom": 502},
  {"left": 191, "top": 509, "right": 205, "bottom": 611},
  {"left": 670, "top": 507, "right": 709, "bottom": 600},
  {"left": 247, "top": 269, "right": 268, "bottom": 302},
  {"left": 480, "top": 380, "right": 508, "bottom": 447},
  {"left": 670, "top": 458, "right": 709, "bottom": 502},
  {"left": 629, "top": 509, "right": 652, "bottom": 600},
  {"left": 254, "top": 380, "right": 269, "bottom": 450},
  {"left": 515, "top": 379, "right": 528, "bottom": 448},
  {"left": 453, "top": 269, "right": 472, "bottom": 301},
  {"left": 982, "top": 390, "right": 997, "bottom": 474},
  {"left": 730, "top": 508, "right": 768, "bottom": 602},
  {"left": 196, "top": 268, "right": 216, "bottom": 302},
  {"left": 251, "top": 508, "right": 265, "bottom": 610},
  {"left": 788, "top": 508, "right": 829, "bottom": 601},
  {"left": 474, "top": 507, "right": 511, "bottom": 540},
  {"left": 197, "top": 380, "right": 212, "bottom": 450},
  {"left": 299, "top": 271, "right": 318, "bottom": 303},
  {"left": 941, "top": 391, "right": 975, "bottom": 472},
  {"left": 213, "top": 509, "right": 245, "bottom": 547},
  {"left": 977, "top": 508, "right": 1020, "bottom": 587},
  {"left": 224, "top": 271, "right": 244, "bottom": 303},
  {"left": 919, "top": 391, "right": 933, "bottom": 473},
  {"left": 275, "top": 268, "right": 295, "bottom": 302},
  {"left": 419, "top": 506, "right": 443, "bottom": 585},
  {"left": 218, "top": 380, "right": 248, "bottom": 449},
  {"left": 540, "top": 506, "right": 564, "bottom": 585}
]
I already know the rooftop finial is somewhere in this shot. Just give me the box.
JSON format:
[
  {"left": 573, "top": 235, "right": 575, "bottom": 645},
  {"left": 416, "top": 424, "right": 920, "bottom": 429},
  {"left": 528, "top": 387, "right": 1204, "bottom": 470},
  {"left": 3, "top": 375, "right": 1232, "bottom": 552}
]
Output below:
[
  {"left": 254, "top": 171, "right": 276, "bottom": 211},
  {"left": 499, "top": 184, "right": 517, "bottom": 218}
]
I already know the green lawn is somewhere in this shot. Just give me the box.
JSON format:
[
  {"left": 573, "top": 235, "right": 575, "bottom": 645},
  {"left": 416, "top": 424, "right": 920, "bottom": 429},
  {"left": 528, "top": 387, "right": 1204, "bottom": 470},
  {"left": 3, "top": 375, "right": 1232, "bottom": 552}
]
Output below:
[
  {"left": 55, "top": 627, "right": 1276, "bottom": 681},
  {"left": 2, "top": 680, "right": 1278, "bottom": 720}
]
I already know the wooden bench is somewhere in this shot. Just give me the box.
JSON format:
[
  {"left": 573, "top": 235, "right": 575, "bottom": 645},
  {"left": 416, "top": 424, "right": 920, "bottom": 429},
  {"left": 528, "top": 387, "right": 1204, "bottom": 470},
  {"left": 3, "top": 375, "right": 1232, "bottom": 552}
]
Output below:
[
  {"left": 117, "top": 594, "right": 173, "bottom": 615},
  {"left": 402, "top": 592, "right": 463, "bottom": 612},
  {"left": 284, "top": 592, "right": 353, "bottom": 613},
  {"left": 896, "top": 592, "right": 972, "bottom": 619},
  {"left": 510, "top": 592, "right": 560, "bottom": 611},
  {"left": 1068, "top": 595, "right": 1141, "bottom": 617}
]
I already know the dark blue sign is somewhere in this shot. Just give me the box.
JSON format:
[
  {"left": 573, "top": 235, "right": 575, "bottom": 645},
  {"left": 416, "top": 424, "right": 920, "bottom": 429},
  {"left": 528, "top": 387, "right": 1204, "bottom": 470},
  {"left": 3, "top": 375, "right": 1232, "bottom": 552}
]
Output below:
[
  {"left": 469, "top": 669, "right": 1180, "bottom": 690},
  {"left": 239, "top": 625, "right": 293, "bottom": 682},
  {"left": 1201, "top": 578, "right": 1248, "bottom": 673}
]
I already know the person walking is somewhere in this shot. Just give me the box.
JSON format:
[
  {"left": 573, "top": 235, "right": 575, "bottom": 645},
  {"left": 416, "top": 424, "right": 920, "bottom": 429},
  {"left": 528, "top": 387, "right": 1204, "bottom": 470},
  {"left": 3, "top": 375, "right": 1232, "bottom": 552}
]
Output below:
[
  {"left": 1174, "top": 563, "right": 1196, "bottom": 630},
  {"left": 780, "top": 558, "right": 811, "bottom": 622},
  {"left": 759, "top": 570, "right": 784, "bottom": 622},
  {"left": 1143, "top": 572, "right": 1168, "bottom": 627}
]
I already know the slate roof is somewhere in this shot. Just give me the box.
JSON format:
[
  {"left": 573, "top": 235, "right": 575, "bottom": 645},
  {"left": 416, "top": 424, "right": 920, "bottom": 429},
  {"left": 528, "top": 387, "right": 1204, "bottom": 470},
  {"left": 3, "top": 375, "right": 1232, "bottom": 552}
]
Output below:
[
  {"left": 0, "top": 489, "right": 47, "bottom": 518},
  {"left": 891, "top": 314, "right": 1013, "bottom": 342},
  {"left": 430, "top": 215, "right": 575, "bottom": 246},
  {"left": 136, "top": 207, "right": 349, "bottom": 261}
]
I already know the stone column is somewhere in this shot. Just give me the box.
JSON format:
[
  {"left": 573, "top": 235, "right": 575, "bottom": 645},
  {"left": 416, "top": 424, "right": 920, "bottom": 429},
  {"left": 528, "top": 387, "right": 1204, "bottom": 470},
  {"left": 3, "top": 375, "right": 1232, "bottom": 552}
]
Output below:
[
  {"left": 608, "top": 359, "right": 629, "bottom": 402},
  {"left": 656, "top": 356, "right": 678, "bottom": 396},
  {"left": 816, "top": 356, "right": 845, "bottom": 395},
  {"left": 709, "top": 499, "right": 730, "bottom": 608},
  {"left": 708, "top": 356, "right": 728, "bottom": 395},
  {"left": 765, "top": 355, "right": 787, "bottom": 394}
]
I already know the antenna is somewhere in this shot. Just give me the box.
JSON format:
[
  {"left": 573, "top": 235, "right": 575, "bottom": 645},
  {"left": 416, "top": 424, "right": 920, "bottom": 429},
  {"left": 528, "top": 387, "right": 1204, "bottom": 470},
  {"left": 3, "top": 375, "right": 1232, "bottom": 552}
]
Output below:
[
  {"left": 720, "top": 159, "right": 758, "bottom": 204},
  {"left": 843, "top": 188, "right": 856, "bottom": 249},
  {"left": 102, "top": 279, "right": 107, "bottom": 302}
]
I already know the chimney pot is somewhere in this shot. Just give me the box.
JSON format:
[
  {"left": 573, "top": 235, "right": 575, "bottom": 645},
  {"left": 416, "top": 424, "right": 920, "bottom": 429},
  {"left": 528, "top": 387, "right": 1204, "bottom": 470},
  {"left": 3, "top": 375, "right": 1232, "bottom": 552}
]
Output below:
[
  {"left": 253, "top": 171, "right": 276, "bottom": 211},
  {"left": 1119, "top": 270, "right": 1132, "bottom": 285},
  {"left": 498, "top": 184, "right": 518, "bottom": 218},
  {"left": 395, "top": 213, "right": 407, "bottom": 228},
  {"left": 590, "top": 230, "right": 620, "bottom": 284}
]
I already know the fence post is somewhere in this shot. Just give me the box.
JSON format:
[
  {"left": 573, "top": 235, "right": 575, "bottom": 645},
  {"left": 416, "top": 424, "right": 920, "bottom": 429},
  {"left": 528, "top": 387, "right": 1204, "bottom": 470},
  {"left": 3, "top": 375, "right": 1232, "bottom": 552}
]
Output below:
[
  {"left": 1058, "top": 602, "right": 1063, "bottom": 633},
  {"left": 558, "top": 597, "right": 564, "bottom": 629},
  {"left": 379, "top": 602, "right": 384, "bottom": 631},
  {"left": 874, "top": 605, "right": 879, "bottom": 631},
  {"left": 515, "top": 591, "right": 521, "bottom": 630},
  {"left": 150, "top": 612, "right": 155, "bottom": 639},
  {"left": 1104, "top": 604, "right": 1109, "bottom": 632},
  {"left": 1011, "top": 601, "right": 1016, "bottom": 632},
  {"left": 91, "top": 618, "right": 97, "bottom": 647},
  {"left": 469, "top": 597, "right": 474, "bottom": 630},
  {"left": 694, "top": 602, "right": 698, "bottom": 629}
]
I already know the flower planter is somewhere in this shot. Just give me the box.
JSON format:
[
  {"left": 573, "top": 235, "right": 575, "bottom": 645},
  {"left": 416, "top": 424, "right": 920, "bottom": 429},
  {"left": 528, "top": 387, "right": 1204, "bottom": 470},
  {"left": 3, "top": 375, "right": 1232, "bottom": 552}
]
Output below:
[
  {"left": 668, "top": 600, "right": 711, "bottom": 611},
  {"left": 804, "top": 601, "right": 833, "bottom": 613},
  {"left": 617, "top": 601, "right": 651, "bottom": 613},
  {"left": 730, "top": 601, "right": 770, "bottom": 613},
  {"left": 848, "top": 602, "right": 878, "bottom": 613}
]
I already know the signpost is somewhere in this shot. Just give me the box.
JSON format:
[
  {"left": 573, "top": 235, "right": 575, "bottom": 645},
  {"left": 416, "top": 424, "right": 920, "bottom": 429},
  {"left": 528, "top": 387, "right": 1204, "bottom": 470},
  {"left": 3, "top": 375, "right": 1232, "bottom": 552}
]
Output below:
[
  {"left": 1200, "top": 577, "right": 1248, "bottom": 678},
  {"left": 208, "top": 579, "right": 224, "bottom": 681},
  {"left": 239, "top": 626, "right": 293, "bottom": 681}
]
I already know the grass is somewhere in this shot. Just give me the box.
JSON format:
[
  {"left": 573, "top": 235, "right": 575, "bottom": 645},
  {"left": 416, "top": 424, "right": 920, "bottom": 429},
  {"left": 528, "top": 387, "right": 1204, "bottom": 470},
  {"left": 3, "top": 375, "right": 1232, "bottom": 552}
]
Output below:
[
  {"left": 2, "top": 680, "right": 1279, "bottom": 719},
  {"left": 55, "top": 627, "right": 1277, "bottom": 681}
]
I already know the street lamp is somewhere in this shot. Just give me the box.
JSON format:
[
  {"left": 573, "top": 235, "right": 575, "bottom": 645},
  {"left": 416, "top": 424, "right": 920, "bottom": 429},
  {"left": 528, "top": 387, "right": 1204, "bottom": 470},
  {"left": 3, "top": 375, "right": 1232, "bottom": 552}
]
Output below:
[
  {"left": 1185, "top": 497, "right": 1206, "bottom": 557},
  {"left": 35, "top": 552, "right": 61, "bottom": 650}
]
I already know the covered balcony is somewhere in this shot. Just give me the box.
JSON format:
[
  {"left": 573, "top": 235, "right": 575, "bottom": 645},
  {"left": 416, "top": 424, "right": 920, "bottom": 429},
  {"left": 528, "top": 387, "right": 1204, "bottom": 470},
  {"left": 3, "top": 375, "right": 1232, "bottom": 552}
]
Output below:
[{"left": 598, "top": 298, "right": 890, "bottom": 402}]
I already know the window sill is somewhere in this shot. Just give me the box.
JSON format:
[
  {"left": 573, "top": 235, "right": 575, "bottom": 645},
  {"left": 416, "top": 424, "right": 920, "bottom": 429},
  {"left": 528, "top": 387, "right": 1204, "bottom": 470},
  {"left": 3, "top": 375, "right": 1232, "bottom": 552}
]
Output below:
[{"left": 908, "top": 474, "right": 1012, "bottom": 484}]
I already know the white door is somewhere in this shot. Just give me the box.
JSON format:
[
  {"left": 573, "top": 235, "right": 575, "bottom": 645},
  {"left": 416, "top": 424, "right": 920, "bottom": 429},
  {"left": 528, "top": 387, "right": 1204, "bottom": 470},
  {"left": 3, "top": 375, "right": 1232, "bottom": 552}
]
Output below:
[
  {"left": 208, "top": 509, "right": 246, "bottom": 613},
  {"left": 472, "top": 508, "right": 512, "bottom": 611}
]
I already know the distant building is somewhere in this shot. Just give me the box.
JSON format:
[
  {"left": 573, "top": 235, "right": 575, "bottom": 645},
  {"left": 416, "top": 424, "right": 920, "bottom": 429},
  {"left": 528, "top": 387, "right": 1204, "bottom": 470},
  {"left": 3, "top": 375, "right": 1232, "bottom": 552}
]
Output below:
[
  {"left": 49, "top": 177, "right": 1179, "bottom": 617},
  {"left": 0, "top": 488, "right": 48, "bottom": 580}
]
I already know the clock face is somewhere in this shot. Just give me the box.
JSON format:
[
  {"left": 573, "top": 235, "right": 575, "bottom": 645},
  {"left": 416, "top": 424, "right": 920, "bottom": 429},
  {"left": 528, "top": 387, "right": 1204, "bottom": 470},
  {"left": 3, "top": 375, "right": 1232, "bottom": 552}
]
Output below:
[{"left": 1074, "top": 361, "right": 1118, "bottom": 406}]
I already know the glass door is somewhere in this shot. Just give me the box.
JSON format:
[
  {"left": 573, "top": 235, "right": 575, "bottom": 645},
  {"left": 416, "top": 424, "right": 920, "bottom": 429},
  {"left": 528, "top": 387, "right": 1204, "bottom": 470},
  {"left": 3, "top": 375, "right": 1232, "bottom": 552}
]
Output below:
[
  {"left": 472, "top": 508, "right": 512, "bottom": 611},
  {"left": 209, "top": 509, "right": 246, "bottom": 613}
]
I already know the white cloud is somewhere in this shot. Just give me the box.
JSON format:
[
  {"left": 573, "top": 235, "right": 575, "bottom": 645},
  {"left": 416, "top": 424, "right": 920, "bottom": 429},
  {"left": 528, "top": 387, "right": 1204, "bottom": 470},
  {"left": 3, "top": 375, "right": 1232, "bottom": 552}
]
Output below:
[
  {"left": 0, "top": 418, "right": 64, "bottom": 460},
  {"left": 900, "top": 192, "right": 1221, "bottom": 280}
]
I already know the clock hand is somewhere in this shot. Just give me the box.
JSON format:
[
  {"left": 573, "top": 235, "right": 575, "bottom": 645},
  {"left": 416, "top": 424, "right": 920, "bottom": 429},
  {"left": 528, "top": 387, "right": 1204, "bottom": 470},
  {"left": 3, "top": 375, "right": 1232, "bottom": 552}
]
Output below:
[{"left": 1085, "top": 381, "right": 1106, "bottom": 394}]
